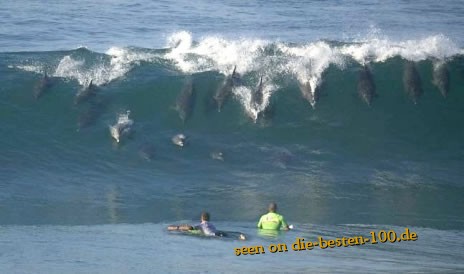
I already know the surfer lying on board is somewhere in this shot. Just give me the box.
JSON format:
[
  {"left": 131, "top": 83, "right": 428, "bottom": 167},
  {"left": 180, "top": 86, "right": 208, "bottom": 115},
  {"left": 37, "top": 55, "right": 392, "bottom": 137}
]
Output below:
[
  {"left": 257, "top": 202, "right": 291, "bottom": 230},
  {"left": 168, "top": 212, "right": 246, "bottom": 240},
  {"left": 168, "top": 212, "right": 217, "bottom": 235}
]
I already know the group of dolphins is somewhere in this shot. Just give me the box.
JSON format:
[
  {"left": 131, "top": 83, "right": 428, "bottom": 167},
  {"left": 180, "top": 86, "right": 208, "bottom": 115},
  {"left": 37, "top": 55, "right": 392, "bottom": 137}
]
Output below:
[
  {"left": 109, "top": 115, "right": 223, "bottom": 162},
  {"left": 33, "top": 74, "right": 229, "bottom": 161},
  {"left": 174, "top": 66, "right": 254, "bottom": 123},
  {"left": 31, "top": 60, "right": 451, "bottom": 159},
  {"left": 35, "top": 75, "right": 112, "bottom": 132},
  {"left": 175, "top": 60, "right": 451, "bottom": 124},
  {"left": 357, "top": 60, "right": 450, "bottom": 107},
  {"left": 33, "top": 60, "right": 451, "bottom": 123},
  {"left": 300, "top": 60, "right": 450, "bottom": 108}
]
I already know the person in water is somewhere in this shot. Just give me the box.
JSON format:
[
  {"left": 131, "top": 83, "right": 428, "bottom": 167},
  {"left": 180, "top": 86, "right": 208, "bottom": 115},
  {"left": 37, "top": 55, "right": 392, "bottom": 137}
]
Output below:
[
  {"left": 257, "top": 202, "right": 290, "bottom": 230},
  {"left": 168, "top": 212, "right": 218, "bottom": 236}
]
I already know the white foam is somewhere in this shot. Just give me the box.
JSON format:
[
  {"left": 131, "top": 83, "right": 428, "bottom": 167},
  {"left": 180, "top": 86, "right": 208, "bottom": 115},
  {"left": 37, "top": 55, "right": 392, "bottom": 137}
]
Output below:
[
  {"left": 54, "top": 47, "right": 156, "bottom": 87},
  {"left": 166, "top": 31, "right": 193, "bottom": 52},
  {"left": 54, "top": 56, "right": 87, "bottom": 85},
  {"left": 115, "top": 110, "right": 133, "bottom": 126},
  {"left": 164, "top": 31, "right": 267, "bottom": 75},
  {"left": 54, "top": 55, "right": 114, "bottom": 86},
  {"left": 432, "top": 59, "right": 447, "bottom": 71},
  {"left": 12, "top": 64, "right": 44, "bottom": 74},
  {"left": 341, "top": 34, "right": 462, "bottom": 64},
  {"left": 106, "top": 46, "right": 156, "bottom": 77}
]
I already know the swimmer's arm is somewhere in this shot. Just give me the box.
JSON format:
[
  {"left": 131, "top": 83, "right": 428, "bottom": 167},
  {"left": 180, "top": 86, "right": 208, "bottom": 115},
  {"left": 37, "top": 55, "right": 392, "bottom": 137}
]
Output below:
[
  {"left": 167, "top": 224, "right": 194, "bottom": 231},
  {"left": 280, "top": 216, "right": 289, "bottom": 231},
  {"left": 257, "top": 216, "right": 263, "bottom": 228}
]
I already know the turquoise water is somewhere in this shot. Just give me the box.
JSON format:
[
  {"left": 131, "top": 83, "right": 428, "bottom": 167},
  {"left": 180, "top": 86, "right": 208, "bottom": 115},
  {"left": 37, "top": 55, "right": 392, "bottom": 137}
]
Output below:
[
  {"left": 1, "top": 0, "right": 464, "bottom": 272},
  {"left": 1, "top": 224, "right": 463, "bottom": 273}
]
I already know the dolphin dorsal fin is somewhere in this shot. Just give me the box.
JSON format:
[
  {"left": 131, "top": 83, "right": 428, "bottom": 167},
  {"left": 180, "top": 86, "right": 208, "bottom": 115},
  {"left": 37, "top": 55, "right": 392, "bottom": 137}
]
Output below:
[{"left": 254, "top": 76, "right": 263, "bottom": 96}]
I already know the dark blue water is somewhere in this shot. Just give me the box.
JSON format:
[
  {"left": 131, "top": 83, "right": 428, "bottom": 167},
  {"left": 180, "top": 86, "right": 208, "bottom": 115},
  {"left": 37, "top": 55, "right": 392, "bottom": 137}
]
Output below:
[
  {"left": 2, "top": 0, "right": 464, "bottom": 52},
  {"left": 1, "top": 1, "right": 464, "bottom": 272}
]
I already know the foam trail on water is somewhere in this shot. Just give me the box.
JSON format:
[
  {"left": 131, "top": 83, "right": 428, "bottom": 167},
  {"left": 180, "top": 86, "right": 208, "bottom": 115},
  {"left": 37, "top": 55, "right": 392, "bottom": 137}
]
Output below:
[
  {"left": 11, "top": 64, "right": 45, "bottom": 74},
  {"left": 53, "top": 47, "right": 155, "bottom": 86},
  {"left": 278, "top": 41, "right": 345, "bottom": 108},
  {"left": 233, "top": 79, "right": 276, "bottom": 123},
  {"left": 106, "top": 46, "right": 157, "bottom": 79},
  {"left": 54, "top": 56, "right": 88, "bottom": 85}
]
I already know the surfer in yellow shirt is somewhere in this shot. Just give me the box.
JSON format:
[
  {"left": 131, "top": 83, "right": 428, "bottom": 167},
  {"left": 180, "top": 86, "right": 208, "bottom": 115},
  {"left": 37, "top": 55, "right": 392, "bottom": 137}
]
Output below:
[{"left": 257, "top": 202, "right": 290, "bottom": 230}]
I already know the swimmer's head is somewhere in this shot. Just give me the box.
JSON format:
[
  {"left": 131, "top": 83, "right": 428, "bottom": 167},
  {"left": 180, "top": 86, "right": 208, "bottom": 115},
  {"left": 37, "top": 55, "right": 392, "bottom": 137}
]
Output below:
[
  {"left": 268, "top": 202, "right": 277, "bottom": 212},
  {"left": 201, "top": 212, "right": 210, "bottom": 221}
]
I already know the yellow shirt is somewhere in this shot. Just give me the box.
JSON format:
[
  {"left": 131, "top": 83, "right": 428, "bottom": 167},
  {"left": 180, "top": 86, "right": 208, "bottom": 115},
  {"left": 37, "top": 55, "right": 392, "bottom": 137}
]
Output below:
[{"left": 257, "top": 212, "right": 288, "bottom": 230}]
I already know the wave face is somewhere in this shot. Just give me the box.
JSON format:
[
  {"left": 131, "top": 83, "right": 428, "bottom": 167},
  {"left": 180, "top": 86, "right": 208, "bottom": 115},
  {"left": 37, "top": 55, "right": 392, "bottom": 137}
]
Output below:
[{"left": 1, "top": 34, "right": 464, "bottom": 228}]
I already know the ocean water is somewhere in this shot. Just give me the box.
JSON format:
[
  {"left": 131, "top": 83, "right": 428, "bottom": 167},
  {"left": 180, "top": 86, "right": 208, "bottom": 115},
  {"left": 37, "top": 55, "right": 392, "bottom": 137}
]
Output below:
[{"left": 1, "top": 0, "right": 464, "bottom": 273}]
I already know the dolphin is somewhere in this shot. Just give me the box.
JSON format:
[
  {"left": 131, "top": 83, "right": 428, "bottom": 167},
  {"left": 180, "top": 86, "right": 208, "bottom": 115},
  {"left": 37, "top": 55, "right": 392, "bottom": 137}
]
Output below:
[
  {"left": 298, "top": 81, "right": 320, "bottom": 109},
  {"left": 210, "top": 150, "right": 224, "bottom": 161},
  {"left": 432, "top": 61, "right": 450, "bottom": 98},
  {"left": 272, "top": 150, "right": 293, "bottom": 169},
  {"left": 175, "top": 79, "right": 195, "bottom": 123},
  {"left": 403, "top": 61, "right": 423, "bottom": 104},
  {"left": 230, "top": 66, "right": 241, "bottom": 86},
  {"left": 252, "top": 76, "right": 264, "bottom": 107},
  {"left": 109, "top": 112, "right": 134, "bottom": 143},
  {"left": 109, "top": 122, "right": 132, "bottom": 143},
  {"left": 357, "top": 65, "right": 377, "bottom": 106},
  {"left": 77, "top": 98, "right": 108, "bottom": 130},
  {"left": 171, "top": 134, "right": 187, "bottom": 147},
  {"left": 75, "top": 80, "right": 97, "bottom": 105},
  {"left": 34, "top": 73, "right": 52, "bottom": 99},
  {"left": 138, "top": 143, "right": 156, "bottom": 161},
  {"left": 213, "top": 66, "right": 240, "bottom": 112}
]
